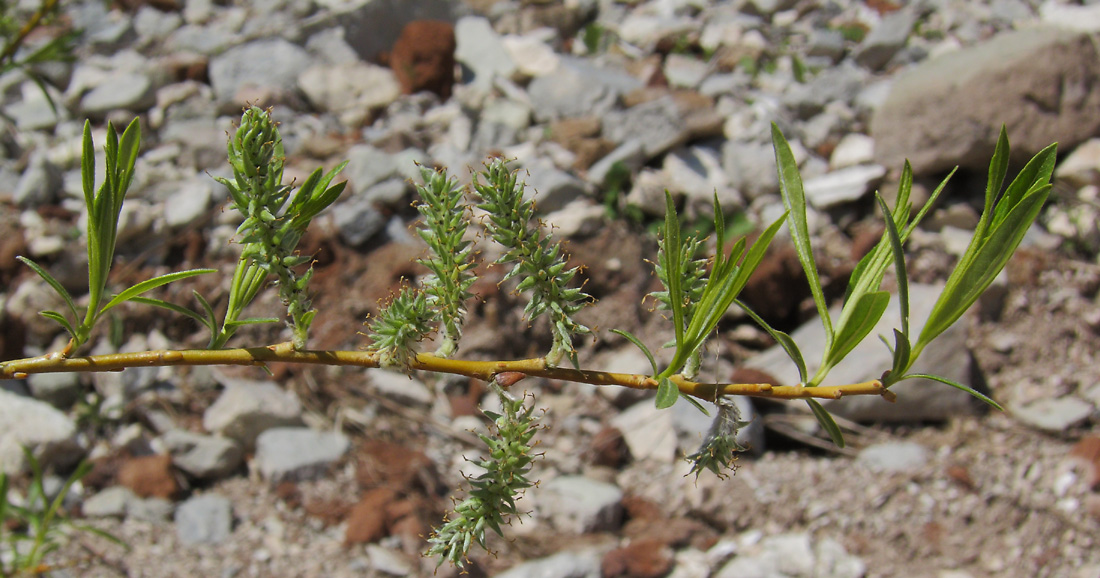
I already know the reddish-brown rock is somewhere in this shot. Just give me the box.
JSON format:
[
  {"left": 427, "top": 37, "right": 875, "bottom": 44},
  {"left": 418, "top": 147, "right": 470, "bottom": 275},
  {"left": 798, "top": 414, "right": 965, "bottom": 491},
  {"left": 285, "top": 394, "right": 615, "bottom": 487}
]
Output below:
[
  {"left": 601, "top": 539, "right": 674, "bottom": 578},
  {"left": 81, "top": 455, "right": 123, "bottom": 493},
  {"left": 623, "top": 516, "right": 718, "bottom": 550},
  {"left": 1068, "top": 436, "right": 1100, "bottom": 489},
  {"left": 389, "top": 514, "right": 428, "bottom": 554},
  {"left": 390, "top": 20, "right": 456, "bottom": 99},
  {"left": 621, "top": 495, "right": 663, "bottom": 521},
  {"left": 274, "top": 481, "right": 302, "bottom": 509},
  {"left": 117, "top": 454, "right": 180, "bottom": 500},
  {"left": 344, "top": 487, "right": 398, "bottom": 545},
  {"left": 305, "top": 498, "right": 352, "bottom": 527}
]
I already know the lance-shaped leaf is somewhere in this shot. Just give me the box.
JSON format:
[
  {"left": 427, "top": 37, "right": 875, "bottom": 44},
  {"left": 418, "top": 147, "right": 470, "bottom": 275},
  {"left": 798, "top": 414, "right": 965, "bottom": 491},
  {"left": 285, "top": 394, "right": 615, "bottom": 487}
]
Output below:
[
  {"left": 98, "top": 269, "right": 215, "bottom": 316},
  {"left": 807, "top": 399, "right": 845, "bottom": 448},
  {"left": 16, "top": 256, "right": 79, "bottom": 323},
  {"left": 826, "top": 290, "right": 890, "bottom": 367},
  {"left": 773, "top": 123, "right": 831, "bottom": 343}
]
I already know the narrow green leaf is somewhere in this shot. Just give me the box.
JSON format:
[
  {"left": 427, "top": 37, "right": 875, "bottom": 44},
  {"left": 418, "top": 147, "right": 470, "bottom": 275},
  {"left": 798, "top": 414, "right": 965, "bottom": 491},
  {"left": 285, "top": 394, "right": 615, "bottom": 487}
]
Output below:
[
  {"left": 115, "top": 118, "right": 141, "bottom": 197},
  {"left": 610, "top": 329, "right": 659, "bottom": 376},
  {"left": 878, "top": 333, "right": 894, "bottom": 355},
  {"left": 735, "top": 298, "right": 807, "bottom": 384},
  {"left": 663, "top": 191, "right": 685, "bottom": 348},
  {"left": 875, "top": 193, "right": 909, "bottom": 337},
  {"left": 101, "top": 121, "right": 119, "bottom": 202},
  {"left": 224, "top": 317, "right": 280, "bottom": 328},
  {"left": 904, "top": 167, "right": 956, "bottom": 240},
  {"left": 38, "top": 310, "right": 77, "bottom": 338},
  {"left": 81, "top": 120, "right": 95, "bottom": 210},
  {"left": 711, "top": 238, "right": 746, "bottom": 290},
  {"left": 772, "top": 123, "right": 831, "bottom": 341},
  {"left": 807, "top": 399, "right": 845, "bottom": 448},
  {"left": 656, "top": 377, "right": 679, "bottom": 409},
  {"left": 44, "top": 461, "right": 92, "bottom": 523},
  {"left": 0, "top": 471, "right": 9, "bottom": 531},
  {"left": 901, "top": 373, "right": 1003, "bottom": 411},
  {"left": 731, "top": 211, "right": 787, "bottom": 297},
  {"left": 681, "top": 394, "right": 711, "bottom": 416},
  {"left": 98, "top": 269, "right": 215, "bottom": 315},
  {"left": 17, "top": 256, "right": 79, "bottom": 321},
  {"left": 292, "top": 161, "right": 349, "bottom": 226},
  {"left": 192, "top": 290, "right": 217, "bottom": 325},
  {"left": 991, "top": 142, "right": 1056, "bottom": 233},
  {"left": 71, "top": 524, "right": 130, "bottom": 549},
  {"left": 892, "top": 160, "right": 914, "bottom": 224},
  {"left": 713, "top": 193, "right": 726, "bottom": 263},
  {"left": 827, "top": 290, "right": 890, "bottom": 366},
  {"left": 128, "top": 296, "right": 212, "bottom": 330},
  {"left": 844, "top": 249, "right": 875, "bottom": 305},
  {"left": 982, "top": 127, "right": 1011, "bottom": 224}
]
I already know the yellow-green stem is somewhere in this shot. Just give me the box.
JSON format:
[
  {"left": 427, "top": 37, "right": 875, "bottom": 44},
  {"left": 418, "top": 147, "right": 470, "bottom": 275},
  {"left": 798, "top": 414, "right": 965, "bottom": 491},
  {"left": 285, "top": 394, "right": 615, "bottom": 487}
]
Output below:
[{"left": 0, "top": 344, "right": 893, "bottom": 402}]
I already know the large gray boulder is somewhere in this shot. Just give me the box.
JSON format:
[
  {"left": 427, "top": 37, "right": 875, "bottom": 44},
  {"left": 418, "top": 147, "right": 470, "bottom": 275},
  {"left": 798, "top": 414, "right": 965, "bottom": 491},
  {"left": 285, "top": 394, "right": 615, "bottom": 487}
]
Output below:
[{"left": 872, "top": 26, "right": 1100, "bottom": 174}]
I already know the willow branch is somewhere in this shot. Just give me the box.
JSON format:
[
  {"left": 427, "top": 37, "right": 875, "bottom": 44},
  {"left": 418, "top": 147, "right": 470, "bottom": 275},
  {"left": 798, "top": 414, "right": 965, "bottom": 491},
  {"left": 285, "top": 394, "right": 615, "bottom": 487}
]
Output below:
[{"left": 0, "top": 345, "right": 894, "bottom": 402}]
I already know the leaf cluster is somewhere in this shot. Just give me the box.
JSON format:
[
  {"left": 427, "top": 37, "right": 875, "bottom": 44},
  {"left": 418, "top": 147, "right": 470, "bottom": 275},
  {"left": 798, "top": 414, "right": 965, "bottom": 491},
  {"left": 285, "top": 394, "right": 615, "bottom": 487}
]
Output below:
[
  {"left": 20, "top": 120, "right": 211, "bottom": 355},
  {"left": 618, "top": 192, "right": 786, "bottom": 414},
  {"left": 766, "top": 123, "right": 1055, "bottom": 445}
]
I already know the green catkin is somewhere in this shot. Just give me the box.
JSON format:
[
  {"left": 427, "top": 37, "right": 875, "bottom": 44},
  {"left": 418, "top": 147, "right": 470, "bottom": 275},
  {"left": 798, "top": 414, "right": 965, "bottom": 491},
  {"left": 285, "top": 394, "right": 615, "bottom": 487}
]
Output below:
[
  {"left": 472, "top": 159, "right": 591, "bottom": 366},
  {"left": 414, "top": 167, "right": 477, "bottom": 358},
  {"left": 426, "top": 378, "right": 539, "bottom": 567},
  {"left": 364, "top": 287, "right": 434, "bottom": 369},
  {"left": 686, "top": 398, "right": 750, "bottom": 479}
]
